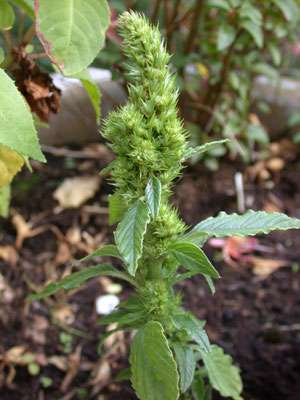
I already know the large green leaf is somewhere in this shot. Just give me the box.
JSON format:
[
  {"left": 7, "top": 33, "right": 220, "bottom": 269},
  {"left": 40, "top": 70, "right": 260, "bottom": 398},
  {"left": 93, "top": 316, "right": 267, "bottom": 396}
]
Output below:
[
  {"left": 108, "top": 193, "right": 125, "bottom": 225},
  {"left": 72, "top": 69, "right": 101, "bottom": 124},
  {"left": 0, "top": 69, "right": 45, "bottom": 162},
  {"left": 26, "top": 263, "right": 137, "bottom": 301},
  {"left": 35, "top": 0, "right": 110, "bottom": 75},
  {"left": 130, "top": 321, "right": 179, "bottom": 400},
  {"left": 0, "top": 183, "right": 10, "bottom": 218},
  {"left": 199, "top": 345, "right": 243, "bottom": 400},
  {"left": 172, "top": 314, "right": 210, "bottom": 353},
  {"left": 172, "top": 343, "right": 196, "bottom": 393},
  {"left": 145, "top": 176, "right": 161, "bottom": 220},
  {"left": 181, "top": 231, "right": 210, "bottom": 248},
  {"left": 183, "top": 139, "right": 229, "bottom": 160},
  {"left": 271, "top": 0, "right": 298, "bottom": 22},
  {"left": 241, "top": 20, "right": 263, "bottom": 48},
  {"left": 8, "top": 0, "right": 34, "bottom": 19},
  {"left": 239, "top": 3, "right": 262, "bottom": 25},
  {"left": 0, "top": 0, "right": 15, "bottom": 30},
  {"left": 171, "top": 242, "right": 219, "bottom": 278},
  {"left": 189, "top": 210, "right": 300, "bottom": 239},
  {"left": 217, "top": 24, "right": 235, "bottom": 51},
  {"left": 115, "top": 200, "right": 150, "bottom": 275},
  {"left": 73, "top": 244, "right": 123, "bottom": 266}
]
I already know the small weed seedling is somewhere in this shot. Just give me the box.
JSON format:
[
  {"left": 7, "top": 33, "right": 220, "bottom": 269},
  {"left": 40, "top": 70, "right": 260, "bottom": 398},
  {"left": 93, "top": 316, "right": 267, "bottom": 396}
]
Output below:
[{"left": 28, "top": 12, "right": 300, "bottom": 400}]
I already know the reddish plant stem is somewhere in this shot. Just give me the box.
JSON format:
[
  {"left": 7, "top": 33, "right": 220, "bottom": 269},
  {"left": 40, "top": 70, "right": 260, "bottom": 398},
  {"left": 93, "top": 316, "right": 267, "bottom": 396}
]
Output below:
[
  {"left": 163, "top": 0, "right": 171, "bottom": 32},
  {"left": 184, "top": 0, "right": 205, "bottom": 55},
  {"left": 29, "top": 52, "right": 48, "bottom": 60},
  {"left": 166, "top": 0, "right": 182, "bottom": 49},
  {"left": 199, "top": 29, "right": 242, "bottom": 127},
  {"left": 152, "top": 0, "right": 163, "bottom": 24}
]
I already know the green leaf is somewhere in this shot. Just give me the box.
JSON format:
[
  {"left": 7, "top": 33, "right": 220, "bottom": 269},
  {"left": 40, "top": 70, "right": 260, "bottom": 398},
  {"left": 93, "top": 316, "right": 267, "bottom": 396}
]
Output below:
[
  {"left": 26, "top": 263, "right": 137, "bottom": 301},
  {"left": 229, "top": 0, "right": 240, "bottom": 7},
  {"left": 271, "top": 0, "right": 297, "bottom": 22},
  {"left": 8, "top": 0, "right": 34, "bottom": 19},
  {"left": 241, "top": 20, "right": 263, "bottom": 48},
  {"left": 252, "top": 62, "right": 279, "bottom": 81},
  {"left": 171, "top": 242, "right": 219, "bottom": 278},
  {"left": 172, "top": 314, "right": 210, "bottom": 353},
  {"left": 0, "top": 69, "right": 45, "bottom": 162},
  {"left": 35, "top": 0, "right": 111, "bottom": 75},
  {"left": 0, "top": 0, "right": 15, "bottom": 30},
  {"left": 115, "top": 368, "right": 131, "bottom": 382},
  {"left": 190, "top": 210, "right": 300, "bottom": 239},
  {"left": 115, "top": 200, "right": 150, "bottom": 276},
  {"left": 217, "top": 24, "right": 236, "bottom": 51},
  {"left": 121, "top": 295, "right": 144, "bottom": 311},
  {"left": 0, "top": 47, "right": 4, "bottom": 63},
  {"left": 145, "top": 176, "right": 161, "bottom": 219},
  {"left": 108, "top": 193, "right": 125, "bottom": 225},
  {"left": 191, "top": 377, "right": 206, "bottom": 400},
  {"left": 244, "top": 123, "right": 269, "bottom": 146},
  {"left": 98, "top": 309, "right": 130, "bottom": 325},
  {"left": 181, "top": 231, "right": 210, "bottom": 248},
  {"left": 130, "top": 321, "right": 179, "bottom": 400},
  {"left": 199, "top": 345, "right": 243, "bottom": 400},
  {"left": 172, "top": 343, "right": 196, "bottom": 393},
  {"left": 184, "top": 139, "right": 229, "bottom": 159},
  {"left": 73, "top": 244, "right": 123, "bottom": 266},
  {"left": 268, "top": 42, "right": 281, "bottom": 66},
  {"left": 72, "top": 69, "right": 101, "bottom": 124},
  {"left": 239, "top": 3, "right": 262, "bottom": 25},
  {"left": 206, "top": 0, "right": 231, "bottom": 11},
  {"left": 204, "top": 275, "right": 215, "bottom": 295},
  {"left": 0, "top": 183, "right": 10, "bottom": 218}
]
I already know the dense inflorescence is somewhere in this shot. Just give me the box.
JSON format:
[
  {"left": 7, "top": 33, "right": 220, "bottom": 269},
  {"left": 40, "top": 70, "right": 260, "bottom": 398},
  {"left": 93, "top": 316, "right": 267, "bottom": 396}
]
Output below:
[{"left": 103, "top": 11, "right": 188, "bottom": 261}]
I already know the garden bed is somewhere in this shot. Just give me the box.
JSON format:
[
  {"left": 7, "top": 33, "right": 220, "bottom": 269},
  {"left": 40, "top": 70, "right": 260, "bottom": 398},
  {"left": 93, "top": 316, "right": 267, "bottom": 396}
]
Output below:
[{"left": 1, "top": 141, "right": 300, "bottom": 400}]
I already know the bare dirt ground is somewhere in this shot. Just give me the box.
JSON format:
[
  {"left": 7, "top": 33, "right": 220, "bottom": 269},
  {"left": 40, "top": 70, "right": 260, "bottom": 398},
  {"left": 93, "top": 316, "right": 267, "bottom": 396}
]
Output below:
[{"left": 1, "top": 139, "right": 300, "bottom": 399}]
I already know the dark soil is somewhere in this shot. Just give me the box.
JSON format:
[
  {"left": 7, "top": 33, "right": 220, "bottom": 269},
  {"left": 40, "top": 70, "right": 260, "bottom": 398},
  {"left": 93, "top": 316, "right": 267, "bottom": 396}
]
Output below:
[{"left": 1, "top": 143, "right": 300, "bottom": 400}]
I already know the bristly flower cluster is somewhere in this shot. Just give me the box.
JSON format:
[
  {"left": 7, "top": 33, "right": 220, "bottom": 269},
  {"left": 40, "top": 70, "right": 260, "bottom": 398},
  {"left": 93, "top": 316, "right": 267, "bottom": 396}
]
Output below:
[
  {"left": 103, "top": 11, "right": 188, "bottom": 254},
  {"left": 103, "top": 12, "right": 188, "bottom": 203}
]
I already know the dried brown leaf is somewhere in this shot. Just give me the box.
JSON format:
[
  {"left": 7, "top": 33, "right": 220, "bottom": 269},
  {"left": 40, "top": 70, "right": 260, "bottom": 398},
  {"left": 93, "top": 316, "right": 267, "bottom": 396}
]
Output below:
[{"left": 53, "top": 176, "right": 101, "bottom": 208}]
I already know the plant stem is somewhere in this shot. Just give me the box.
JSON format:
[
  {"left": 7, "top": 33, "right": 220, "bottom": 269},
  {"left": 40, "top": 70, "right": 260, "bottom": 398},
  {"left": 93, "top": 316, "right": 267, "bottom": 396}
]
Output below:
[
  {"left": 183, "top": 0, "right": 205, "bottom": 55},
  {"left": 152, "top": 0, "right": 163, "bottom": 24},
  {"left": 17, "top": 9, "right": 26, "bottom": 42},
  {"left": 0, "top": 53, "right": 13, "bottom": 70},
  {"left": 151, "top": 257, "right": 164, "bottom": 280},
  {"left": 29, "top": 52, "right": 48, "bottom": 59},
  {"left": 199, "top": 29, "right": 242, "bottom": 128},
  {"left": 22, "top": 23, "right": 36, "bottom": 45},
  {"left": 166, "top": 0, "right": 181, "bottom": 50},
  {"left": 2, "top": 30, "right": 13, "bottom": 50}
]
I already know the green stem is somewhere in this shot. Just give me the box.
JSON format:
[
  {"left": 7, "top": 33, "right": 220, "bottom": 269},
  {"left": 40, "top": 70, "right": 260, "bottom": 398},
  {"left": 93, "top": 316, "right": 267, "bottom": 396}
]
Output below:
[
  {"left": 22, "top": 23, "right": 36, "bottom": 45},
  {"left": 0, "top": 53, "right": 13, "bottom": 70},
  {"left": 150, "top": 257, "right": 164, "bottom": 280}
]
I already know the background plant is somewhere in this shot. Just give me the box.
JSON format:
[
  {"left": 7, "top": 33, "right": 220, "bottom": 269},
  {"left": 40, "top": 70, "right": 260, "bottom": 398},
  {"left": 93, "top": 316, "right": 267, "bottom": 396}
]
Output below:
[
  {"left": 0, "top": 0, "right": 110, "bottom": 216},
  {"left": 99, "top": 0, "right": 300, "bottom": 168},
  {"left": 28, "top": 11, "right": 300, "bottom": 400}
]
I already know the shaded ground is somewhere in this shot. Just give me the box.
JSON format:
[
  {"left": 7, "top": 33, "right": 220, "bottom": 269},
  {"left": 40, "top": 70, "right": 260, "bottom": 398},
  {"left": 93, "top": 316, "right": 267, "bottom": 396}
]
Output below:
[{"left": 0, "top": 141, "right": 300, "bottom": 400}]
